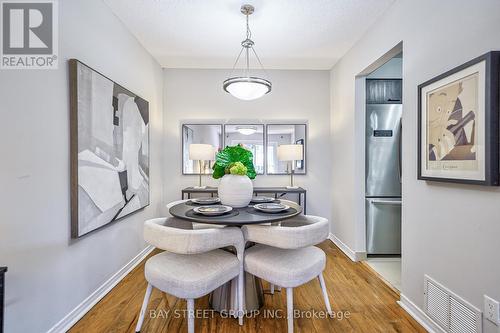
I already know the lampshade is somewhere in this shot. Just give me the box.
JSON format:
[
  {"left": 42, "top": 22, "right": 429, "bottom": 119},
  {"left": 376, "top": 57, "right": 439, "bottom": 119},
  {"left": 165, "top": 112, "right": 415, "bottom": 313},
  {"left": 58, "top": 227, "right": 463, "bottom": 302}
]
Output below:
[
  {"left": 223, "top": 77, "right": 272, "bottom": 101},
  {"left": 189, "top": 144, "right": 214, "bottom": 161},
  {"left": 277, "top": 144, "right": 303, "bottom": 161}
]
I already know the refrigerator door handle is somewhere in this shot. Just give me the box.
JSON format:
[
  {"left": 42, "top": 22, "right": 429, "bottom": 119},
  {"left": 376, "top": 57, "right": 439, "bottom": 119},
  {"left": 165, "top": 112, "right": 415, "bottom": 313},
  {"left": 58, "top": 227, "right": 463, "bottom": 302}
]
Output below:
[
  {"left": 370, "top": 199, "right": 402, "bottom": 205},
  {"left": 397, "top": 118, "right": 402, "bottom": 183}
]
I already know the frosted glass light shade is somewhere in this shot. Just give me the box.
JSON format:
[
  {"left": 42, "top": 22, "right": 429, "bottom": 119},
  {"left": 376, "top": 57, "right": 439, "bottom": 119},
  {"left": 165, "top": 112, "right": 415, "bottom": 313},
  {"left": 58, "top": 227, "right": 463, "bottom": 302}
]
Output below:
[
  {"left": 236, "top": 126, "right": 258, "bottom": 135},
  {"left": 277, "top": 144, "right": 303, "bottom": 161},
  {"left": 223, "top": 77, "right": 271, "bottom": 101},
  {"left": 189, "top": 144, "right": 214, "bottom": 161}
]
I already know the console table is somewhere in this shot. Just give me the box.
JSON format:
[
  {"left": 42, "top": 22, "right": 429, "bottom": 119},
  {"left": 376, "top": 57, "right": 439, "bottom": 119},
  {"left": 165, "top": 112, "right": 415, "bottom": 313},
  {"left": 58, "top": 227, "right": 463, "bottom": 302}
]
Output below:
[
  {"left": 0, "top": 267, "right": 6, "bottom": 333},
  {"left": 181, "top": 186, "right": 307, "bottom": 214}
]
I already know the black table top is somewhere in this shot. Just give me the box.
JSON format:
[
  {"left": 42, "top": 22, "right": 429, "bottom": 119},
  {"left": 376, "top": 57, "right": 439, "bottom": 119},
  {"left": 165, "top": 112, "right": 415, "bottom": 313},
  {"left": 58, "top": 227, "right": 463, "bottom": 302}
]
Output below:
[
  {"left": 182, "top": 186, "right": 306, "bottom": 193},
  {"left": 169, "top": 199, "right": 302, "bottom": 226}
]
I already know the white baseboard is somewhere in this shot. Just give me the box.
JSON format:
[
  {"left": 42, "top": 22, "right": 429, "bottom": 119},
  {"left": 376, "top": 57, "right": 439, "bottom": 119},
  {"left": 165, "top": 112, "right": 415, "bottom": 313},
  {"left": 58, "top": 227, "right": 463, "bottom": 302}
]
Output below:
[
  {"left": 328, "top": 233, "right": 366, "bottom": 262},
  {"left": 398, "top": 293, "right": 445, "bottom": 333},
  {"left": 46, "top": 245, "right": 154, "bottom": 333}
]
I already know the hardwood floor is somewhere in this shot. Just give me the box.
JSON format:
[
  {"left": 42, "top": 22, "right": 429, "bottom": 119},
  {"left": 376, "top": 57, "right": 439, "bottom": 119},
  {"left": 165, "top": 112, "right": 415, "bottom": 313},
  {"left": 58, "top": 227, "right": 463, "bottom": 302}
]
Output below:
[{"left": 69, "top": 241, "right": 425, "bottom": 333}]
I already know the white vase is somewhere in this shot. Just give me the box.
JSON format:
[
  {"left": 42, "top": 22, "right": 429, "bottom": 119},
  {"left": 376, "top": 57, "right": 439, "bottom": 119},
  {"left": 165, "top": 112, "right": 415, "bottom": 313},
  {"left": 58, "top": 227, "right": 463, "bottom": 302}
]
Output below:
[{"left": 218, "top": 174, "right": 253, "bottom": 208}]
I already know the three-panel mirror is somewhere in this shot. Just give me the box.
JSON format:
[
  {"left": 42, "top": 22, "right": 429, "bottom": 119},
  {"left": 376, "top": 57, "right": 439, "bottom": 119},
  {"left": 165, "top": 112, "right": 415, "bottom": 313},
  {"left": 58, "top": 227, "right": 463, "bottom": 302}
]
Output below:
[
  {"left": 181, "top": 123, "right": 306, "bottom": 175},
  {"left": 182, "top": 124, "right": 222, "bottom": 174}
]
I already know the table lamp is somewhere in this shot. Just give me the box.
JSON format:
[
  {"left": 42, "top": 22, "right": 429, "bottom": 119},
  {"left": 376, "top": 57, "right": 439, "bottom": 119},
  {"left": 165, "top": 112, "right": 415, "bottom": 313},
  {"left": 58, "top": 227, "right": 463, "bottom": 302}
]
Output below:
[
  {"left": 277, "top": 144, "right": 303, "bottom": 189},
  {"left": 189, "top": 143, "right": 214, "bottom": 189}
]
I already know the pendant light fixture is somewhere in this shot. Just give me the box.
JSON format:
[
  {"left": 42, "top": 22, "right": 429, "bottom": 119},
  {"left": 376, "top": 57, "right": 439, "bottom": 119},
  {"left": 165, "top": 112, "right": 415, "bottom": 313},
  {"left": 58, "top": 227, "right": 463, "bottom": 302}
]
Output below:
[{"left": 223, "top": 4, "right": 271, "bottom": 101}]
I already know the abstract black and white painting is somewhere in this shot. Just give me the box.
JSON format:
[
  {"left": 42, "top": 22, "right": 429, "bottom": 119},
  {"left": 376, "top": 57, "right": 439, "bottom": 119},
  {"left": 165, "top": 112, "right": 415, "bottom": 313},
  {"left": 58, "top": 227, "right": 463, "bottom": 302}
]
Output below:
[{"left": 69, "top": 59, "right": 150, "bottom": 237}]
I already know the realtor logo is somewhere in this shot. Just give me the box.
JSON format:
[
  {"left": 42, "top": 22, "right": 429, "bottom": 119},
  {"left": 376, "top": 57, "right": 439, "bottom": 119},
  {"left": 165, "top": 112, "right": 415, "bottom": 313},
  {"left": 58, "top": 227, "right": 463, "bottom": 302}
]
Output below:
[{"left": 1, "top": 0, "right": 58, "bottom": 69}]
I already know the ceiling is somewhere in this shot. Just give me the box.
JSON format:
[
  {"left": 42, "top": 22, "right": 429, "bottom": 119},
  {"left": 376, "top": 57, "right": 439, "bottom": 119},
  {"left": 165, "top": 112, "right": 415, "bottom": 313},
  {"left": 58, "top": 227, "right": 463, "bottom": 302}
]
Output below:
[{"left": 104, "top": 0, "right": 395, "bottom": 70}]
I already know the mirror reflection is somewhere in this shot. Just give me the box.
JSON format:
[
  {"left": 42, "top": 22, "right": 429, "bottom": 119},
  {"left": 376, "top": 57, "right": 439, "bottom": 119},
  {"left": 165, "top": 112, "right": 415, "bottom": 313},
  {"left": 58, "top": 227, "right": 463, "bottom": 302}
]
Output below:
[
  {"left": 224, "top": 124, "right": 265, "bottom": 174},
  {"left": 266, "top": 124, "right": 306, "bottom": 174},
  {"left": 182, "top": 124, "right": 222, "bottom": 174}
]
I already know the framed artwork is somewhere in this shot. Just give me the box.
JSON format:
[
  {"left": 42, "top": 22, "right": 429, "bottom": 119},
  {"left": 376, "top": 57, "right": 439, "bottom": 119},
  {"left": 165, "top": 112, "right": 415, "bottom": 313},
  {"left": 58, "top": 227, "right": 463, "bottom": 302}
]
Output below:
[
  {"left": 69, "top": 59, "right": 150, "bottom": 238},
  {"left": 295, "top": 138, "right": 304, "bottom": 170},
  {"left": 418, "top": 51, "right": 499, "bottom": 185}
]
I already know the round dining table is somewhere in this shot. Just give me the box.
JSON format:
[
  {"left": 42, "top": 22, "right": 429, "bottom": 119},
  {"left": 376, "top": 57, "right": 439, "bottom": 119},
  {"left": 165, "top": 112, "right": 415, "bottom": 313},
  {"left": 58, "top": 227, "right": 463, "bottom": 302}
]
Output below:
[{"left": 168, "top": 199, "right": 302, "bottom": 313}]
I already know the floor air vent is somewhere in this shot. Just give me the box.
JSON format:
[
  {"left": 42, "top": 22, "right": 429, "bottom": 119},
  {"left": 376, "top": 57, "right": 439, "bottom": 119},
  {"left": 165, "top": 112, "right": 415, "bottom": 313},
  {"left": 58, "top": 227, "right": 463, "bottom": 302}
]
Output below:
[{"left": 424, "top": 275, "right": 482, "bottom": 333}]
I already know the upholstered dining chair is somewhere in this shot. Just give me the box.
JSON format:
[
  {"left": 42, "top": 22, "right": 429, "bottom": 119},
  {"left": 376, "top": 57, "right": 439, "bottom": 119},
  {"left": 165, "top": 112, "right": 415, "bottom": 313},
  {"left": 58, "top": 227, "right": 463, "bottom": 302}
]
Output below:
[
  {"left": 135, "top": 217, "right": 245, "bottom": 333},
  {"left": 166, "top": 199, "right": 225, "bottom": 229},
  {"left": 241, "top": 215, "right": 332, "bottom": 333}
]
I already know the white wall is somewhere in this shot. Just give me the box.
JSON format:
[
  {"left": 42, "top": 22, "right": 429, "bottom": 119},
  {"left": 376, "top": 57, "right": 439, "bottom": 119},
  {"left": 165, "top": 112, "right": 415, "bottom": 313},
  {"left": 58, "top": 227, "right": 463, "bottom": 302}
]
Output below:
[
  {"left": 163, "top": 69, "right": 331, "bottom": 219},
  {"left": 367, "top": 57, "right": 402, "bottom": 79},
  {"left": 0, "top": 0, "right": 164, "bottom": 332},
  {"left": 330, "top": 0, "right": 500, "bottom": 332}
]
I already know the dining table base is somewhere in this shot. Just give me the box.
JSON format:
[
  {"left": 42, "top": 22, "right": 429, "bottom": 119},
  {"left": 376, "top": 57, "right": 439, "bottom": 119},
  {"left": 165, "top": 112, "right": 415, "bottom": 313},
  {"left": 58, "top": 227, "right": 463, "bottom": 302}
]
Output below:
[{"left": 209, "top": 272, "right": 264, "bottom": 314}]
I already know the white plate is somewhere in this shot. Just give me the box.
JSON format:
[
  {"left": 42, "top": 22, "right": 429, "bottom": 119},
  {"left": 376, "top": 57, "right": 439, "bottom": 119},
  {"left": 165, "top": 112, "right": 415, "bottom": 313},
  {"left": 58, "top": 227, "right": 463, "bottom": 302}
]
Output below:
[
  {"left": 193, "top": 205, "right": 233, "bottom": 216},
  {"left": 191, "top": 197, "right": 220, "bottom": 205},
  {"left": 250, "top": 196, "right": 275, "bottom": 203},
  {"left": 253, "top": 203, "right": 290, "bottom": 213}
]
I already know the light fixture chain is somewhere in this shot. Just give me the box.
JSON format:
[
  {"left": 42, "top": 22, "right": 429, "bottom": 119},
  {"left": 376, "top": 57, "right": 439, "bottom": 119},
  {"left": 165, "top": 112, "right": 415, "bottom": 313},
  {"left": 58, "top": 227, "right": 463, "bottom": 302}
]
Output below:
[
  {"left": 229, "top": 46, "right": 245, "bottom": 78},
  {"left": 245, "top": 46, "right": 250, "bottom": 77},
  {"left": 246, "top": 13, "right": 251, "bottom": 39},
  {"left": 250, "top": 46, "right": 269, "bottom": 78}
]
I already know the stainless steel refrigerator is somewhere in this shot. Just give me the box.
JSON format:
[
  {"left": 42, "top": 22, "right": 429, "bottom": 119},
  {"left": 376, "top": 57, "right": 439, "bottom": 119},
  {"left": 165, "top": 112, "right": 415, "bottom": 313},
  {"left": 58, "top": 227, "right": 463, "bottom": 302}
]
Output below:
[{"left": 365, "top": 104, "right": 402, "bottom": 255}]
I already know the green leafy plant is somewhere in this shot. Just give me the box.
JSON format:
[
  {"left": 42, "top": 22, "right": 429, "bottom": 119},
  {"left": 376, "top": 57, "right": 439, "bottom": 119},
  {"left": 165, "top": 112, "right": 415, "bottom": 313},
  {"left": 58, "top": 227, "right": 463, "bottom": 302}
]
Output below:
[
  {"left": 212, "top": 145, "right": 256, "bottom": 179},
  {"left": 229, "top": 162, "right": 248, "bottom": 176}
]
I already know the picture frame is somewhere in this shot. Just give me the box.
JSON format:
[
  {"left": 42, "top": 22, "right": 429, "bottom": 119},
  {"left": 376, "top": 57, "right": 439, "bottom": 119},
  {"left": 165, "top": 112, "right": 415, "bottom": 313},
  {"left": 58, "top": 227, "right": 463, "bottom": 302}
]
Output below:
[
  {"left": 69, "top": 59, "right": 150, "bottom": 238},
  {"left": 417, "top": 51, "right": 500, "bottom": 185}
]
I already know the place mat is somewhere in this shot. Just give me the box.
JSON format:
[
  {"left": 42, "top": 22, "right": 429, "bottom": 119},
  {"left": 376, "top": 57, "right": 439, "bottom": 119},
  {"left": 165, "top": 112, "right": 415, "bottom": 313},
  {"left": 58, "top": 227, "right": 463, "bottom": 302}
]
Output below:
[
  {"left": 185, "top": 209, "right": 239, "bottom": 219},
  {"left": 245, "top": 207, "right": 298, "bottom": 217}
]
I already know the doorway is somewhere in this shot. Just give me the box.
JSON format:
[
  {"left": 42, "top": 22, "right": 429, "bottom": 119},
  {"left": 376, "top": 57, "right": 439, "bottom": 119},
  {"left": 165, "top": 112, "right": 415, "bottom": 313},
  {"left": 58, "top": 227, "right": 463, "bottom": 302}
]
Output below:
[{"left": 356, "top": 44, "right": 403, "bottom": 291}]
